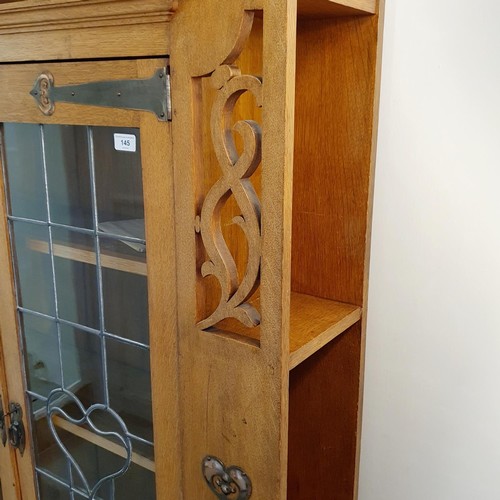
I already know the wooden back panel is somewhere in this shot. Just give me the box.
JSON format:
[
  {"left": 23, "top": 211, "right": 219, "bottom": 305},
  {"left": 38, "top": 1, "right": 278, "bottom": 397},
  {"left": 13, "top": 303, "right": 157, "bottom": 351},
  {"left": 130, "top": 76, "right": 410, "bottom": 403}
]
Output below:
[{"left": 292, "top": 14, "right": 381, "bottom": 307}]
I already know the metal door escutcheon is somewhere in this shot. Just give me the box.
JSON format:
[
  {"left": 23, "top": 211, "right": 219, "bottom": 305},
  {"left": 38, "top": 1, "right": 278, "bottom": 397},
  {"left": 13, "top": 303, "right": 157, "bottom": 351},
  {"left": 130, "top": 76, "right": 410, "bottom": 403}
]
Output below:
[
  {"left": 202, "top": 456, "right": 252, "bottom": 499},
  {"left": 7, "top": 403, "right": 25, "bottom": 454},
  {"left": 0, "top": 398, "right": 25, "bottom": 451}
]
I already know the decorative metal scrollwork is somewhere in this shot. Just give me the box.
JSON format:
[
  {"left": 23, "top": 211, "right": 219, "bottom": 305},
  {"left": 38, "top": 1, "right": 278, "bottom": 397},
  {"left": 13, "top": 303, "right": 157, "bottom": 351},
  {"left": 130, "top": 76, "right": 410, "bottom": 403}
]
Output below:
[
  {"left": 197, "top": 64, "right": 263, "bottom": 330},
  {"left": 30, "top": 68, "right": 171, "bottom": 120},
  {"left": 202, "top": 455, "right": 252, "bottom": 499},
  {"left": 31, "top": 72, "right": 55, "bottom": 116},
  {"left": 47, "top": 389, "right": 132, "bottom": 499}
]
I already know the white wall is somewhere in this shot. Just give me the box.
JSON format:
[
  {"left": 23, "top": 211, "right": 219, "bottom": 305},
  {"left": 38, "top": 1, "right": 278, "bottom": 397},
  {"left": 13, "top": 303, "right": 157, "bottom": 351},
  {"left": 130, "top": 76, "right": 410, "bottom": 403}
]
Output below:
[{"left": 359, "top": 1, "right": 500, "bottom": 499}]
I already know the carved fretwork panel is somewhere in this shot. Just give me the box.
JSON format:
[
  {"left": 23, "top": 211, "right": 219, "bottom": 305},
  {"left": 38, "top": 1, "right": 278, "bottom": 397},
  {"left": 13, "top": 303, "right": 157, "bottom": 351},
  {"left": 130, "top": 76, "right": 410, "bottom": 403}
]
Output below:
[{"left": 196, "top": 19, "right": 264, "bottom": 334}]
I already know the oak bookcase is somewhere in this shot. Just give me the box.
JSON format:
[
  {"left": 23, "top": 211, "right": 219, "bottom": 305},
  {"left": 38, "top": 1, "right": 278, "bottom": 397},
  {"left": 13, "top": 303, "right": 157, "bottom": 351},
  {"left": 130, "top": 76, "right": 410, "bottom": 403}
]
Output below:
[{"left": 0, "top": 0, "right": 384, "bottom": 498}]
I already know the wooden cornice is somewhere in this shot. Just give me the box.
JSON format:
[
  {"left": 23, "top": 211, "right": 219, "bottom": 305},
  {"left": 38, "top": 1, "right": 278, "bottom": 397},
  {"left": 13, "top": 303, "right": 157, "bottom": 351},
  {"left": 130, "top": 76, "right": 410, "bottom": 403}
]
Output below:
[
  {"left": 0, "top": 0, "right": 178, "bottom": 62},
  {"left": 0, "top": 0, "right": 178, "bottom": 35}
]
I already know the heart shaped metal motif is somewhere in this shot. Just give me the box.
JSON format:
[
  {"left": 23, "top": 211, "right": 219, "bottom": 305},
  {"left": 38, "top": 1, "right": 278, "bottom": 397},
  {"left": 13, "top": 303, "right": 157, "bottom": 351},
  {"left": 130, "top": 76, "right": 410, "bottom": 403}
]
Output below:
[
  {"left": 46, "top": 389, "right": 132, "bottom": 499},
  {"left": 202, "top": 456, "right": 252, "bottom": 499}
]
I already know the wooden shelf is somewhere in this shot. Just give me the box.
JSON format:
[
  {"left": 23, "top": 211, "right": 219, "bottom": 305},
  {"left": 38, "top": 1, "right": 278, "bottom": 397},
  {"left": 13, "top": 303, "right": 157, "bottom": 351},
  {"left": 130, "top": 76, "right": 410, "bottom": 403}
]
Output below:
[
  {"left": 28, "top": 239, "right": 147, "bottom": 277},
  {"left": 52, "top": 415, "right": 155, "bottom": 473},
  {"left": 29, "top": 237, "right": 360, "bottom": 368},
  {"left": 298, "top": 0, "right": 376, "bottom": 18},
  {"left": 288, "top": 293, "right": 361, "bottom": 369},
  {"left": 216, "top": 292, "right": 361, "bottom": 369}
]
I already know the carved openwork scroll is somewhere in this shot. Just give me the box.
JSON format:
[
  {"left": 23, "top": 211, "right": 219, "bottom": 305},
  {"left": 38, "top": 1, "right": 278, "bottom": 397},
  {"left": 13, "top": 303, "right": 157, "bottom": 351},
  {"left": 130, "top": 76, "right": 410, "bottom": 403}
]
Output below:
[{"left": 196, "top": 64, "right": 263, "bottom": 331}]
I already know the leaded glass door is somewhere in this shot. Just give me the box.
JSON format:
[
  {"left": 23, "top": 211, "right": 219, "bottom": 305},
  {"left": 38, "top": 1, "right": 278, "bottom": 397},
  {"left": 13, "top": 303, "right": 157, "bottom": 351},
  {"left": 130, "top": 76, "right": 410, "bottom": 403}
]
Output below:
[{"left": 0, "top": 59, "right": 179, "bottom": 500}]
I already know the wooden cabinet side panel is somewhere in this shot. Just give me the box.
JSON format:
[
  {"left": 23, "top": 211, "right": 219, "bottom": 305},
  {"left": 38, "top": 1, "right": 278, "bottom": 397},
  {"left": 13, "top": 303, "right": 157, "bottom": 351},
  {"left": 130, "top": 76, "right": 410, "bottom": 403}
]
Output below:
[
  {"left": 288, "top": 5, "right": 385, "bottom": 499},
  {"left": 355, "top": 2, "right": 386, "bottom": 497},
  {"left": 170, "top": 0, "right": 296, "bottom": 497}
]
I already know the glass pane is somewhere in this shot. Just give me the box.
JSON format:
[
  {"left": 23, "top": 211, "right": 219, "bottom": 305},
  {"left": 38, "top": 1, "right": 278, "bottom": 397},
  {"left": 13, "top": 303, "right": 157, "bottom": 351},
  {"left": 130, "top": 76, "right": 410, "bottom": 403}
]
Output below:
[
  {"left": 3, "top": 123, "right": 46, "bottom": 220},
  {"left": 61, "top": 325, "right": 104, "bottom": 409},
  {"left": 93, "top": 127, "right": 144, "bottom": 234},
  {"left": 2, "top": 123, "right": 156, "bottom": 500},
  {"left": 102, "top": 254, "right": 149, "bottom": 344},
  {"left": 33, "top": 412, "right": 68, "bottom": 482},
  {"left": 107, "top": 339, "right": 152, "bottom": 443},
  {"left": 52, "top": 228, "right": 99, "bottom": 330},
  {"left": 39, "top": 434, "right": 153, "bottom": 500},
  {"left": 38, "top": 473, "right": 71, "bottom": 500},
  {"left": 11, "top": 221, "right": 55, "bottom": 316},
  {"left": 115, "top": 463, "right": 155, "bottom": 500},
  {"left": 61, "top": 433, "right": 114, "bottom": 499},
  {"left": 45, "top": 125, "right": 93, "bottom": 229},
  {"left": 23, "top": 313, "right": 61, "bottom": 398}
]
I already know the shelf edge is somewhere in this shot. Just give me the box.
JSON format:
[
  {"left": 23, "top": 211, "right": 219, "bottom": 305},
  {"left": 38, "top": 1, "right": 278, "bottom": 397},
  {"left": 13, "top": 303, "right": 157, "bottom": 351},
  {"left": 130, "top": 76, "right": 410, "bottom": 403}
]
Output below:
[
  {"left": 52, "top": 415, "right": 155, "bottom": 472},
  {"left": 28, "top": 239, "right": 147, "bottom": 276},
  {"left": 297, "top": 0, "right": 376, "bottom": 18},
  {"left": 289, "top": 307, "right": 361, "bottom": 370}
]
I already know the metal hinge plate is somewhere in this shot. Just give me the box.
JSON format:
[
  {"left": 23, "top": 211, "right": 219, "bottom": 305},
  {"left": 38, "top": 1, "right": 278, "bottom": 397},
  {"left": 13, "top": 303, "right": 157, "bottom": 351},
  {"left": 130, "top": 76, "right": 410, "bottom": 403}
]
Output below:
[
  {"left": 30, "top": 67, "right": 171, "bottom": 121},
  {"left": 0, "top": 398, "right": 25, "bottom": 455}
]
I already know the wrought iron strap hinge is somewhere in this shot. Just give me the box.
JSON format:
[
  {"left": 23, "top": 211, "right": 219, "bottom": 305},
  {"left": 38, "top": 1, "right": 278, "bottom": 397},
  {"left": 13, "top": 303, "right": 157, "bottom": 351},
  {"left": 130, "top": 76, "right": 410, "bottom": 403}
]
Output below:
[
  {"left": 30, "top": 67, "right": 172, "bottom": 122},
  {"left": 0, "top": 398, "right": 25, "bottom": 455}
]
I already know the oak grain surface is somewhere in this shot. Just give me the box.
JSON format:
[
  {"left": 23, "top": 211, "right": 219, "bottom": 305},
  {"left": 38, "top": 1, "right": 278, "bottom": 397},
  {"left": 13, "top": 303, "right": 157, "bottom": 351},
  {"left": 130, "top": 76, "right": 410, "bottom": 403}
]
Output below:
[
  {"left": 197, "top": 18, "right": 263, "bottom": 326},
  {"left": 171, "top": 0, "right": 296, "bottom": 497},
  {"left": 288, "top": 294, "right": 361, "bottom": 369},
  {"left": 355, "top": 2, "right": 386, "bottom": 496},
  {"left": 0, "top": 123, "right": 37, "bottom": 500},
  {"left": 138, "top": 59, "right": 181, "bottom": 498},
  {"left": 298, "top": 0, "right": 376, "bottom": 17},
  {"left": 292, "top": 15, "right": 379, "bottom": 306},
  {"left": 0, "top": 0, "right": 175, "bottom": 61},
  {"left": 288, "top": 10, "right": 382, "bottom": 499},
  {"left": 288, "top": 323, "right": 363, "bottom": 500},
  {"left": 0, "top": 0, "right": 385, "bottom": 497},
  {"left": 216, "top": 292, "right": 361, "bottom": 370}
]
